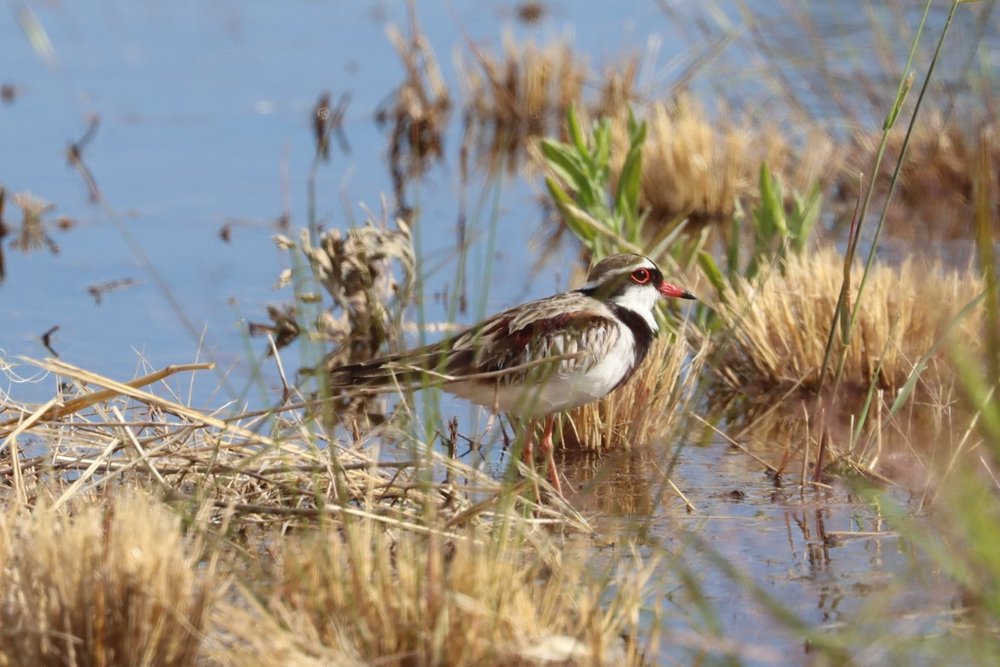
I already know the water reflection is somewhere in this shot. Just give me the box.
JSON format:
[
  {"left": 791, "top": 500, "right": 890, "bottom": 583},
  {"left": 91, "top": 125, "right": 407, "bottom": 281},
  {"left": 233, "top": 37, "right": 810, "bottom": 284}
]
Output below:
[{"left": 562, "top": 446, "right": 659, "bottom": 516}]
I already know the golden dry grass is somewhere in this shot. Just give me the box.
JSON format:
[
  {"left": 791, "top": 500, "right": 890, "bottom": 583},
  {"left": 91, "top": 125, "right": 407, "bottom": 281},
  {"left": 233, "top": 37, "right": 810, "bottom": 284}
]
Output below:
[
  {"left": 710, "top": 245, "right": 983, "bottom": 397},
  {"left": 458, "top": 32, "right": 638, "bottom": 172},
  {"left": 0, "top": 354, "right": 665, "bottom": 665},
  {"left": 845, "top": 112, "right": 1000, "bottom": 237},
  {"left": 0, "top": 356, "right": 585, "bottom": 534},
  {"left": 0, "top": 492, "right": 213, "bottom": 667},
  {"left": 459, "top": 33, "right": 587, "bottom": 137},
  {"left": 712, "top": 388, "right": 962, "bottom": 491},
  {"left": 0, "top": 484, "right": 657, "bottom": 666},
  {"left": 214, "top": 522, "right": 655, "bottom": 666},
  {"left": 377, "top": 5, "right": 451, "bottom": 208},
  {"left": 458, "top": 37, "right": 992, "bottom": 244},
  {"left": 564, "top": 323, "right": 706, "bottom": 452},
  {"left": 611, "top": 97, "right": 841, "bottom": 226}
]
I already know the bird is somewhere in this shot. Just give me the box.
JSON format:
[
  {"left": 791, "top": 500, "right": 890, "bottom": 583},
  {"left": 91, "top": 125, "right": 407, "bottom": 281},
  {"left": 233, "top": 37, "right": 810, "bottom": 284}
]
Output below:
[{"left": 324, "top": 253, "right": 695, "bottom": 494}]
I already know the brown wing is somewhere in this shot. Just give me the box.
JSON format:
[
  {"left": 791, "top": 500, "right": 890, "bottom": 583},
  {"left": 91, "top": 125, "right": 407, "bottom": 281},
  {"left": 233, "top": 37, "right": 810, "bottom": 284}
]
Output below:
[
  {"left": 326, "top": 291, "right": 619, "bottom": 389},
  {"left": 441, "top": 292, "right": 621, "bottom": 386}
]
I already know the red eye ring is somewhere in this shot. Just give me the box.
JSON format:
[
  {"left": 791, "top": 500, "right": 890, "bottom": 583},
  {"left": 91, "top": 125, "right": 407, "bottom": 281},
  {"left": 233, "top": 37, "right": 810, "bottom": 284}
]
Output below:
[{"left": 631, "top": 268, "right": 651, "bottom": 284}]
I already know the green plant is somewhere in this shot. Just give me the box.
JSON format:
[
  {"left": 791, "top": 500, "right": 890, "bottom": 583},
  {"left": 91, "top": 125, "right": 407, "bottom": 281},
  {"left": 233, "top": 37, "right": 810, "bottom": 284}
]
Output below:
[
  {"left": 698, "top": 163, "right": 822, "bottom": 300},
  {"left": 541, "top": 105, "right": 686, "bottom": 261}
]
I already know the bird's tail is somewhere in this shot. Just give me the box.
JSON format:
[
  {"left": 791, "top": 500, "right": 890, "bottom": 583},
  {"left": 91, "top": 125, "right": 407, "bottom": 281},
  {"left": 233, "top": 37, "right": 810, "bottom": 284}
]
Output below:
[{"left": 321, "top": 348, "right": 452, "bottom": 392}]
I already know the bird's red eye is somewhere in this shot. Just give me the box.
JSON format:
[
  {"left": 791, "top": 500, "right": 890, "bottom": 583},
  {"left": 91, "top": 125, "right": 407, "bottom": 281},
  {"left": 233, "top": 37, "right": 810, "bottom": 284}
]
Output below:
[{"left": 631, "top": 268, "right": 651, "bottom": 284}]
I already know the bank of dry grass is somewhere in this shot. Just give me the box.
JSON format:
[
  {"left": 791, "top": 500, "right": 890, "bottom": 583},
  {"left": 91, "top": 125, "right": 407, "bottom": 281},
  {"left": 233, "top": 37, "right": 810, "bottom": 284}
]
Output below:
[
  {"left": 710, "top": 245, "right": 982, "bottom": 397},
  {"left": 458, "top": 32, "right": 638, "bottom": 172},
  {"left": 0, "top": 492, "right": 213, "bottom": 667},
  {"left": 215, "top": 521, "right": 654, "bottom": 666},
  {"left": 703, "top": 245, "right": 985, "bottom": 486},
  {"left": 0, "top": 486, "right": 655, "bottom": 667},
  {"left": 608, "top": 98, "right": 841, "bottom": 226},
  {"left": 845, "top": 111, "right": 1000, "bottom": 237},
  {"left": 0, "top": 354, "right": 667, "bottom": 666}
]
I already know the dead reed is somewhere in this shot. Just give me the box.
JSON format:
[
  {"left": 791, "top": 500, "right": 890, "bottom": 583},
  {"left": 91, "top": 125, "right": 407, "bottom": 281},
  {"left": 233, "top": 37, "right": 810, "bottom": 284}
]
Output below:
[
  {"left": 0, "top": 353, "right": 662, "bottom": 665},
  {"left": 375, "top": 4, "right": 451, "bottom": 210},
  {"left": 458, "top": 32, "right": 638, "bottom": 172},
  {"left": 845, "top": 111, "right": 1000, "bottom": 237},
  {"left": 8, "top": 190, "right": 59, "bottom": 255},
  {"left": 271, "top": 218, "right": 416, "bottom": 364},
  {"left": 0, "top": 492, "right": 214, "bottom": 667},
  {"left": 710, "top": 245, "right": 983, "bottom": 398},
  {"left": 611, "top": 98, "right": 841, "bottom": 226},
  {"left": 214, "top": 521, "right": 655, "bottom": 665},
  {"left": 0, "top": 356, "right": 587, "bottom": 538}
]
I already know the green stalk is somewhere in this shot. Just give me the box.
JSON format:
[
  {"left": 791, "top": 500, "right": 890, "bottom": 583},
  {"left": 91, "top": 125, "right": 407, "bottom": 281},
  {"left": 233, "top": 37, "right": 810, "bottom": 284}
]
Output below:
[
  {"left": 816, "top": 0, "right": 943, "bottom": 395},
  {"left": 844, "top": 1, "right": 962, "bottom": 359}
]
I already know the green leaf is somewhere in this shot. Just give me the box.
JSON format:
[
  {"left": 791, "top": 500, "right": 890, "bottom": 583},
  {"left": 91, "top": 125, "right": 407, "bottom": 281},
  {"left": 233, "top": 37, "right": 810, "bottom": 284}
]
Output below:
[
  {"left": 545, "top": 176, "right": 595, "bottom": 242},
  {"left": 791, "top": 184, "right": 822, "bottom": 254},
  {"left": 567, "top": 104, "right": 588, "bottom": 158},
  {"left": 540, "top": 140, "right": 587, "bottom": 193},
  {"left": 616, "top": 140, "right": 644, "bottom": 218},
  {"left": 756, "top": 163, "right": 787, "bottom": 240},
  {"left": 593, "top": 119, "right": 612, "bottom": 172},
  {"left": 726, "top": 210, "right": 741, "bottom": 279},
  {"left": 698, "top": 250, "right": 727, "bottom": 298}
]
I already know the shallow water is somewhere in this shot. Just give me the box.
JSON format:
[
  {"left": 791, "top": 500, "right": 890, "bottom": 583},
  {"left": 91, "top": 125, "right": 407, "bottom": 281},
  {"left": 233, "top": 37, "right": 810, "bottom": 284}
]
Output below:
[
  {"left": 565, "top": 441, "right": 958, "bottom": 663},
  {"left": 2, "top": 2, "right": 995, "bottom": 662}
]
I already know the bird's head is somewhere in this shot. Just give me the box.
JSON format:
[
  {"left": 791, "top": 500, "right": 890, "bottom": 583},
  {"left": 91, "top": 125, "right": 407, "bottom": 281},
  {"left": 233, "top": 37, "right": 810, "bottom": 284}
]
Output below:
[{"left": 581, "top": 253, "right": 695, "bottom": 330}]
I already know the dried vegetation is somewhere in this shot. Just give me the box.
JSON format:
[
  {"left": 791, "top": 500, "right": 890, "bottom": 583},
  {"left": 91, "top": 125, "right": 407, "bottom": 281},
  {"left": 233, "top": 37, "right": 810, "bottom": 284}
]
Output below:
[
  {"left": 458, "top": 33, "right": 639, "bottom": 172},
  {"left": 376, "top": 6, "right": 451, "bottom": 211},
  {"left": 0, "top": 353, "right": 662, "bottom": 666},
  {"left": 709, "top": 245, "right": 983, "bottom": 397},
  {"left": 701, "top": 245, "right": 987, "bottom": 488},
  {"left": 613, "top": 98, "right": 841, "bottom": 225},
  {"left": 0, "top": 492, "right": 213, "bottom": 667},
  {"left": 845, "top": 111, "right": 1000, "bottom": 237}
]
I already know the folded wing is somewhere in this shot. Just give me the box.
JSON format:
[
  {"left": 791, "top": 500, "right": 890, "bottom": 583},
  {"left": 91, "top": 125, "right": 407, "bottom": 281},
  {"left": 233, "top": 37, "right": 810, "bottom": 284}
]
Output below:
[{"left": 325, "top": 292, "right": 620, "bottom": 390}]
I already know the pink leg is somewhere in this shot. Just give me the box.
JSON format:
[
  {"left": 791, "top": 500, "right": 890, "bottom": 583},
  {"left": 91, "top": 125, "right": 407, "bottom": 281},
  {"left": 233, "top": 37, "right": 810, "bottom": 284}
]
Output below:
[
  {"left": 521, "top": 419, "right": 536, "bottom": 467},
  {"left": 539, "top": 415, "right": 563, "bottom": 495}
]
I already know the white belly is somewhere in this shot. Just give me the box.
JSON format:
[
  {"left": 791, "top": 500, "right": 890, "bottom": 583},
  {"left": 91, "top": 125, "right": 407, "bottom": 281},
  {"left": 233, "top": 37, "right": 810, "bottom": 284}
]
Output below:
[{"left": 444, "top": 333, "right": 636, "bottom": 418}]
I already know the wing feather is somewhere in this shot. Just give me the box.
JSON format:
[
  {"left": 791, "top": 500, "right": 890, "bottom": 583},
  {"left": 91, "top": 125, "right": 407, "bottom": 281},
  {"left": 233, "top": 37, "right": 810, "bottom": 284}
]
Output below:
[
  {"left": 326, "top": 291, "right": 619, "bottom": 389},
  {"left": 444, "top": 292, "right": 620, "bottom": 386}
]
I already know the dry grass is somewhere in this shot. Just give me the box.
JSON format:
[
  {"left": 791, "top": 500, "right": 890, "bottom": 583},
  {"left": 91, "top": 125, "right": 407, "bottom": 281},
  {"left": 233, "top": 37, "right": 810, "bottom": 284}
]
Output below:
[
  {"left": 702, "top": 244, "right": 986, "bottom": 487},
  {"left": 272, "top": 218, "right": 417, "bottom": 365},
  {"left": 611, "top": 97, "right": 841, "bottom": 226},
  {"left": 845, "top": 112, "right": 1000, "bottom": 237},
  {"left": 459, "top": 36, "right": 992, "bottom": 244},
  {"left": 710, "top": 245, "right": 983, "bottom": 397},
  {"left": 0, "top": 484, "right": 656, "bottom": 666},
  {"left": 376, "top": 4, "right": 451, "bottom": 209},
  {"left": 0, "top": 491, "right": 213, "bottom": 667},
  {"left": 0, "top": 353, "right": 666, "bottom": 665},
  {"left": 714, "top": 389, "right": 960, "bottom": 492},
  {"left": 458, "top": 32, "right": 638, "bottom": 172},
  {"left": 564, "top": 323, "right": 706, "bottom": 452},
  {"left": 0, "top": 356, "right": 586, "bottom": 534},
  {"left": 215, "top": 522, "right": 655, "bottom": 666}
]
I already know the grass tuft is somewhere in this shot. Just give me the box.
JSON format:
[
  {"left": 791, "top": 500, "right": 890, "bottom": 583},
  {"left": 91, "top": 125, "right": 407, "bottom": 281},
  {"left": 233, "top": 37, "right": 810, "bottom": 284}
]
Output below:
[
  {"left": 846, "top": 111, "right": 1000, "bottom": 237},
  {"left": 0, "top": 492, "right": 214, "bottom": 667},
  {"left": 215, "top": 520, "right": 655, "bottom": 666},
  {"left": 613, "top": 98, "right": 840, "bottom": 226},
  {"left": 459, "top": 32, "right": 638, "bottom": 172},
  {"left": 710, "top": 245, "right": 983, "bottom": 398}
]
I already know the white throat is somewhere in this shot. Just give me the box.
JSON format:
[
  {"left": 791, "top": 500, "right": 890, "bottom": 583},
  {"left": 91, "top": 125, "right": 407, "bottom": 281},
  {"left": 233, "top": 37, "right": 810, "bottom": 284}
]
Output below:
[{"left": 610, "top": 285, "right": 660, "bottom": 332}]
